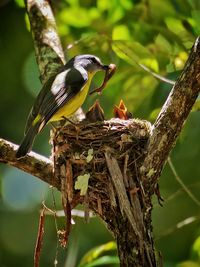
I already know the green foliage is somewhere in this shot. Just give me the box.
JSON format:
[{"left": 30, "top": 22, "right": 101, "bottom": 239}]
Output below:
[
  {"left": 78, "top": 241, "right": 118, "bottom": 267},
  {"left": 1, "top": 0, "right": 200, "bottom": 266},
  {"left": 177, "top": 262, "right": 200, "bottom": 267},
  {"left": 14, "top": 0, "right": 25, "bottom": 8},
  {"left": 79, "top": 256, "right": 119, "bottom": 267}
]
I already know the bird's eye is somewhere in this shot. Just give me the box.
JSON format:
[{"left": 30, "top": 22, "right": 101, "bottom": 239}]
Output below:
[{"left": 91, "top": 57, "right": 100, "bottom": 65}]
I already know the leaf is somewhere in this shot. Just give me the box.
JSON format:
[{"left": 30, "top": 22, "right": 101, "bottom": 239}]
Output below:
[
  {"left": 112, "top": 25, "right": 131, "bottom": 41},
  {"left": 78, "top": 241, "right": 117, "bottom": 267},
  {"left": 191, "top": 10, "right": 200, "bottom": 35},
  {"left": 86, "top": 149, "right": 94, "bottom": 163},
  {"left": 81, "top": 256, "right": 119, "bottom": 267},
  {"left": 165, "top": 17, "right": 186, "bottom": 35},
  {"left": 155, "top": 34, "right": 172, "bottom": 53},
  {"left": 149, "top": 108, "right": 161, "bottom": 121},
  {"left": 192, "top": 236, "right": 200, "bottom": 260},
  {"left": 177, "top": 261, "right": 200, "bottom": 267},
  {"left": 139, "top": 58, "right": 159, "bottom": 72},
  {"left": 59, "top": 7, "right": 97, "bottom": 28},
  {"left": 112, "top": 40, "right": 153, "bottom": 65},
  {"left": 15, "top": 0, "right": 25, "bottom": 7},
  {"left": 149, "top": 0, "right": 176, "bottom": 20},
  {"left": 74, "top": 174, "right": 90, "bottom": 195},
  {"left": 192, "top": 99, "right": 200, "bottom": 112}
]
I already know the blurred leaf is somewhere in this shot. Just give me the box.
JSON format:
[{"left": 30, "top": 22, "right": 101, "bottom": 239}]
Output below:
[
  {"left": 25, "top": 13, "right": 31, "bottom": 31},
  {"left": 78, "top": 241, "right": 117, "bottom": 267},
  {"left": 80, "top": 256, "right": 119, "bottom": 267},
  {"left": 166, "top": 60, "right": 175, "bottom": 72},
  {"left": 108, "top": 6, "right": 124, "bottom": 24},
  {"left": 191, "top": 10, "right": 200, "bottom": 35},
  {"left": 119, "top": 0, "right": 133, "bottom": 10},
  {"left": 149, "top": 0, "right": 176, "bottom": 20},
  {"left": 65, "top": 0, "right": 79, "bottom": 6},
  {"left": 59, "top": 7, "right": 99, "bottom": 28},
  {"left": 177, "top": 261, "right": 200, "bottom": 267},
  {"left": 149, "top": 107, "right": 161, "bottom": 121},
  {"left": 97, "top": 0, "right": 112, "bottom": 11},
  {"left": 165, "top": 17, "right": 186, "bottom": 35},
  {"left": 75, "top": 174, "right": 90, "bottom": 195},
  {"left": 112, "top": 25, "right": 131, "bottom": 41},
  {"left": 165, "top": 17, "right": 194, "bottom": 48},
  {"left": 192, "top": 236, "right": 200, "bottom": 260},
  {"left": 112, "top": 40, "right": 152, "bottom": 65},
  {"left": 15, "top": 0, "right": 25, "bottom": 8},
  {"left": 174, "top": 51, "right": 188, "bottom": 70},
  {"left": 155, "top": 34, "right": 172, "bottom": 53},
  {"left": 139, "top": 58, "right": 159, "bottom": 72},
  {"left": 192, "top": 100, "right": 200, "bottom": 112}
]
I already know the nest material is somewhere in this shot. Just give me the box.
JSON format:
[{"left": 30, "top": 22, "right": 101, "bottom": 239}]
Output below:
[{"left": 52, "top": 118, "right": 151, "bottom": 218}]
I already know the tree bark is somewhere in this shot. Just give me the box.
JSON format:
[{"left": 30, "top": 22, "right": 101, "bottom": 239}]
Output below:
[{"left": 26, "top": 0, "right": 65, "bottom": 83}]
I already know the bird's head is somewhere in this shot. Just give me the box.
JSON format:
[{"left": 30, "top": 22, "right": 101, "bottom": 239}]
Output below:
[{"left": 68, "top": 54, "right": 109, "bottom": 73}]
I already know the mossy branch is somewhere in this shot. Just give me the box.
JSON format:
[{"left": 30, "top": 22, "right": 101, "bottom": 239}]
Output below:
[
  {"left": 140, "top": 37, "right": 200, "bottom": 196},
  {"left": 26, "top": 0, "right": 65, "bottom": 84}
]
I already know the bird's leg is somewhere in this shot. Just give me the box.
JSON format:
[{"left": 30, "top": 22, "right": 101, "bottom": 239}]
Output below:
[{"left": 61, "top": 116, "right": 76, "bottom": 126}]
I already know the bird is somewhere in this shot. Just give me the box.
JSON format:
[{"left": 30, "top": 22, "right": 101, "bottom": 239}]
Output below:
[{"left": 16, "top": 54, "right": 110, "bottom": 158}]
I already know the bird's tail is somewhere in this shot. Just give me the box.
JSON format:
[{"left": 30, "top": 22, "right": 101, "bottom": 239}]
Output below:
[{"left": 16, "top": 123, "right": 40, "bottom": 158}]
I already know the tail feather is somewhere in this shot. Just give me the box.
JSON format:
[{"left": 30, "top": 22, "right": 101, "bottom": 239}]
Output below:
[{"left": 16, "top": 124, "right": 40, "bottom": 158}]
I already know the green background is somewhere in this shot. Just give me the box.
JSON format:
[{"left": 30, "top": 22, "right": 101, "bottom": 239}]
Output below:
[{"left": 1, "top": 0, "right": 200, "bottom": 266}]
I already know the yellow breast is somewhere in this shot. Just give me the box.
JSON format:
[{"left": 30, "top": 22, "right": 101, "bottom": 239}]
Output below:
[{"left": 50, "top": 72, "right": 94, "bottom": 122}]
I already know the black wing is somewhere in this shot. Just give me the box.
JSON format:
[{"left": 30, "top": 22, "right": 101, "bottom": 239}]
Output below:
[
  {"left": 26, "top": 67, "right": 88, "bottom": 133},
  {"left": 25, "top": 73, "right": 59, "bottom": 134}
]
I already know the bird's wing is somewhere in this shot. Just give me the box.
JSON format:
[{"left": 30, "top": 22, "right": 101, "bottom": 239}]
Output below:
[
  {"left": 25, "top": 73, "right": 59, "bottom": 134},
  {"left": 25, "top": 67, "right": 88, "bottom": 133}
]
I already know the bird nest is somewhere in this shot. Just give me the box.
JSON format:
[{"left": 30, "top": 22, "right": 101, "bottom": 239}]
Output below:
[{"left": 52, "top": 118, "right": 151, "bottom": 221}]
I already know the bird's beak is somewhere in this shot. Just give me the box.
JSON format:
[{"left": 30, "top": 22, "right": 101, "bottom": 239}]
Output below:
[{"left": 102, "top": 65, "right": 109, "bottom": 70}]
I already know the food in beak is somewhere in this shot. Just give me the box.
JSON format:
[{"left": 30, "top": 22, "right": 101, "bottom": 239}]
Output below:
[{"left": 90, "top": 63, "right": 116, "bottom": 95}]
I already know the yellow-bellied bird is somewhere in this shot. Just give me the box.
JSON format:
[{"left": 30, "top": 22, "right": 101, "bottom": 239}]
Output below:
[{"left": 16, "top": 54, "right": 110, "bottom": 158}]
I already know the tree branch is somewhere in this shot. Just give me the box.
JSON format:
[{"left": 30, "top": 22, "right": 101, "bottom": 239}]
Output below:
[
  {"left": 0, "top": 138, "right": 58, "bottom": 189},
  {"left": 26, "top": 0, "right": 65, "bottom": 83},
  {"left": 140, "top": 36, "right": 200, "bottom": 194}
]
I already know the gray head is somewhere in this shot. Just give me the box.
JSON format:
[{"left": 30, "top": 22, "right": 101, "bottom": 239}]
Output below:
[{"left": 66, "top": 54, "right": 109, "bottom": 73}]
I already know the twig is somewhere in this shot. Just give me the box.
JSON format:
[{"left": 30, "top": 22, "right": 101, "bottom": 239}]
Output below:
[
  {"left": 44, "top": 209, "right": 95, "bottom": 218},
  {"left": 49, "top": 188, "right": 60, "bottom": 267},
  {"left": 168, "top": 157, "right": 200, "bottom": 207},
  {"left": 34, "top": 206, "right": 46, "bottom": 267},
  {"left": 156, "top": 215, "right": 200, "bottom": 240}
]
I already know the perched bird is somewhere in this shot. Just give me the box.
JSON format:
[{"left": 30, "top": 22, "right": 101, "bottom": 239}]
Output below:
[{"left": 16, "top": 54, "right": 110, "bottom": 158}]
